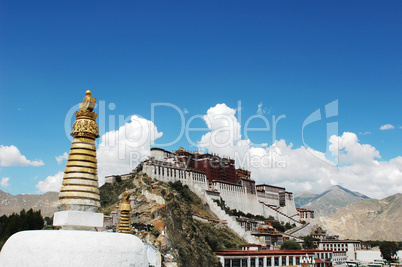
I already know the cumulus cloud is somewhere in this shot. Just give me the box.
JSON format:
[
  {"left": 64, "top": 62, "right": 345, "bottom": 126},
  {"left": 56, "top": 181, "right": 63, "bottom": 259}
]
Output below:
[
  {"left": 197, "top": 103, "right": 402, "bottom": 199},
  {"left": 36, "top": 171, "right": 63, "bottom": 193},
  {"left": 198, "top": 103, "right": 250, "bottom": 159},
  {"left": 56, "top": 152, "right": 68, "bottom": 164},
  {"left": 0, "top": 145, "right": 44, "bottom": 167},
  {"left": 97, "top": 115, "right": 163, "bottom": 185},
  {"left": 380, "top": 124, "right": 395, "bottom": 130},
  {"left": 1, "top": 177, "right": 10, "bottom": 188}
]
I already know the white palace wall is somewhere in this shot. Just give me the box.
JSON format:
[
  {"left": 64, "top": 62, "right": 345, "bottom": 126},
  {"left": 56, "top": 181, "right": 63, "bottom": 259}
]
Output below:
[
  {"left": 213, "top": 182, "right": 264, "bottom": 216},
  {"left": 143, "top": 163, "right": 209, "bottom": 192}
]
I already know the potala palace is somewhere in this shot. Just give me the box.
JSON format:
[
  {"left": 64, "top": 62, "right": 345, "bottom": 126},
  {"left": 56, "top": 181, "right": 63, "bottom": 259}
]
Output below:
[{"left": 106, "top": 147, "right": 316, "bottom": 238}]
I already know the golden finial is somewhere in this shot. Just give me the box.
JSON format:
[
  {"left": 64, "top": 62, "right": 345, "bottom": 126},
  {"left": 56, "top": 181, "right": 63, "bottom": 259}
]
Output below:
[
  {"left": 79, "top": 90, "right": 96, "bottom": 113},
  {"left": 58, "top": 90, "right": 100, "bottom": 212}
]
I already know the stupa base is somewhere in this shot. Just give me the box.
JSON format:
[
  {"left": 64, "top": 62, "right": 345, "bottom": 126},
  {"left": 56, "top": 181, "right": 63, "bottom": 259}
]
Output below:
[
  {"left": 53, "top": 210, "right": 104, "bottom": 230},
  {"left": 0, "top": 230, "right": 149, "bottom": 266}
]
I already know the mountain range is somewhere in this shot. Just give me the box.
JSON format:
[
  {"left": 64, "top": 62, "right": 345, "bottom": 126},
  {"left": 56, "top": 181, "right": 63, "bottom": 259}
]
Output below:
[
  {"left": 295, "top": 185, "right": 370, "bottom": 217},
  {"left": 319, "top": 193, "right": 402, "bottom": 241},
  {"left": 0, "top": 189, "right": 59, "bottom": 218}
]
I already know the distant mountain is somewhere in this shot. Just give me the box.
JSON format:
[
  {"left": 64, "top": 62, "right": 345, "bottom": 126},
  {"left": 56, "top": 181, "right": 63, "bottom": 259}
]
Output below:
[
  {"left": 295, "top": 185, "right": 369, "bottom": 217},
  {"left": 294, "top": 191, "right": 319, "bottom": 207},
  {"left": 0, "top": 189, "right": 59, "bottom": 217},
  {"left": 319, "top": 193, "right": 402, "bottom": 241}
]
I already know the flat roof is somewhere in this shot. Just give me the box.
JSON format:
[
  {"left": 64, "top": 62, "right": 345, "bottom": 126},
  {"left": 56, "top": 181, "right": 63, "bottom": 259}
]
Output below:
[{"left": 256, "top": 184, "right": 286, "bottom": 190}]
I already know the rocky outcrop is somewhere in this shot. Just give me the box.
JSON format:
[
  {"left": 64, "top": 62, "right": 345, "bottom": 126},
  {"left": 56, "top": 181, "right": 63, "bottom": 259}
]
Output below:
[
  {"left": 319, "top": 193, "right": 402, "bottom": 241},
  {"left": 100, "top": 175, "right": 246, "bottom": 266}
]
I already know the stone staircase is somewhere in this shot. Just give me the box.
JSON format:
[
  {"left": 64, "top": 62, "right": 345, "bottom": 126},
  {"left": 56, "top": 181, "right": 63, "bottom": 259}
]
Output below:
[
  {"left": 261, "top": 202, "right": 300, "bottom": 225},
  {"left": 192, "top": 185, "right": 260, "bottom": 244},
  {"left": 284, "top": 222, "right": 310, "bottom": 235}
]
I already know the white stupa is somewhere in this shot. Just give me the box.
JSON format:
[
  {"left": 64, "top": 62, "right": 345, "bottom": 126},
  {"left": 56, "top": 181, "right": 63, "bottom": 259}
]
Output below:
[{"left": 0, "top": 91, "right": 149, "bottom": 267}]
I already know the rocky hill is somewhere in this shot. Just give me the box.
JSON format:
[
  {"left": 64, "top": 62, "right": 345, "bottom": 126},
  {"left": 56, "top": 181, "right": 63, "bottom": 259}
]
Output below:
[
  {"left": 99, "top": 172, "right": 245, "bottom": 267},
  {"left": 0, "top": 190, "right": 59, "bottom": 218},
  {"left": 319, "top": 193, "right": 402, "bottom": 241},
  {"left": 296, "top": 185, "right": 369, "bottom": 217}
]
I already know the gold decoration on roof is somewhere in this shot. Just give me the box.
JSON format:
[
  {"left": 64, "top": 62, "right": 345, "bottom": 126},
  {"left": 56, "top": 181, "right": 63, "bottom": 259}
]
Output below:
[{"left": 58, "top": 90, "right": 101, "bottom": 212}]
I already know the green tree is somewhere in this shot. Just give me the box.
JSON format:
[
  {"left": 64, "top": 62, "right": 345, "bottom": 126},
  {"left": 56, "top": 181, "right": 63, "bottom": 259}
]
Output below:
[
  {"left": 281, "top": 240, "right": 302, "bottom": 250},
  {"left": 303, "top": 235, "right": 318, "bottom": 250},
  {"left": 380, "top": 241, "right": 398, "bottom": 263},
  {"left": 0, "top": 209, "right": 44, "bottom": 250}
]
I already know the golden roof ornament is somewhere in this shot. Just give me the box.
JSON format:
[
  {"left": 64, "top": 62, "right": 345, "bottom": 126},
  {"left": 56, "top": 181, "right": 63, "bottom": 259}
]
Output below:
[
  {"left": 58, "top": 90, "right": 101, "bottom": 212},
  {"left": 117, "top": 189, "right": 132, "bottom": 233}
]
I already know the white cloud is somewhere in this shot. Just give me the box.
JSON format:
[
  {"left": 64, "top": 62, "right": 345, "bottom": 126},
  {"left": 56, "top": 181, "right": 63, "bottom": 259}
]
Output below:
[
  {"left": 359, "top": 131, "right": 371, "bottom": 136},
  {"left": 97, "top": 115, "right": 163, "bottom": 185},
  {"left": 36, "top": 171, "right": 63, "bottom": 193},
  {"left": 0, "top": 145, "right": 44, "bottom": 167},
  {"left": 1, "top": 177, "right": 10, "bottom": 188},
  {"left": 380, "top": 124, "right": 395, "bottom": 130},
  {"left": 197, "top": 103, "right": 402, "bottom": 199},
  {"left": 56, "top": 152, "right": 68, "bottom": 164},
  {"left": 329, "top": 132, "right": 381, "bottom": 165}
]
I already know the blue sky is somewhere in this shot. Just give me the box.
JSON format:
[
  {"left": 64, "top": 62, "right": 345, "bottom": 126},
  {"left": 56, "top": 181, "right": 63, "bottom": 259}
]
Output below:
[{"left": 0, "top": 1, "right": 401, "bottom": 198}]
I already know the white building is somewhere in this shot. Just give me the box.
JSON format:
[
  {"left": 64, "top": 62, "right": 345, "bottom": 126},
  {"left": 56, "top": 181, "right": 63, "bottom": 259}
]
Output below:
[
  {"left": 215, "top": 249, "right": 332, "bottom": 267},
  {"left": 318, "top": 240, "right": 361, "bottom": 261}
]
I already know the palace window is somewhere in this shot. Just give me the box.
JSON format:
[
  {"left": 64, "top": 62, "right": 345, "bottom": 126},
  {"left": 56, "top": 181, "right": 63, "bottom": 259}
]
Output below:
[
  {"left": 266, "top": 257, "right": 271, "bottom": 267},
  {"left": 259, "top": 258, "right": 264, "bottom": 267},
  {"left": 282, "top": 256, "right": 287, "bottom": 266},
  {"left": 289, "top": 257, "right": 294, "bottom": 266}
]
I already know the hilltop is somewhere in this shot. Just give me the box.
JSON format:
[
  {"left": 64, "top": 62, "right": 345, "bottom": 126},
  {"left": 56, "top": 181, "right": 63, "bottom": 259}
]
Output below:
[
  {"left": 319, "top": 193, "right": 402, "bottom": 241},
  {"left": 295, "top": 185, "right": 369, "bottom": 217}
]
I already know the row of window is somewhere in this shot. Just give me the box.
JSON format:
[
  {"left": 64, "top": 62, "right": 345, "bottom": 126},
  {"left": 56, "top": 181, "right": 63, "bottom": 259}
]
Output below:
[
  {"left": 155, "top": 166, "right": 205, "bottom": 181},
  {"left": 216, "top": 183, "right": 246, "bottom": 194},
  {"left": 223, "top": 255, "right": 313, "bottom": 267}
]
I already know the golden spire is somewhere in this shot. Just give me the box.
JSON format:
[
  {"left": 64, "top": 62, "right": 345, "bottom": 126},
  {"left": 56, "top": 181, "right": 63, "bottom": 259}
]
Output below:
[
  {"left": 117, "top": 189, "right": 132, "bottom": 233},
  {"left": 58, "top": 90, "right": 100, "bottom": 212}
]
